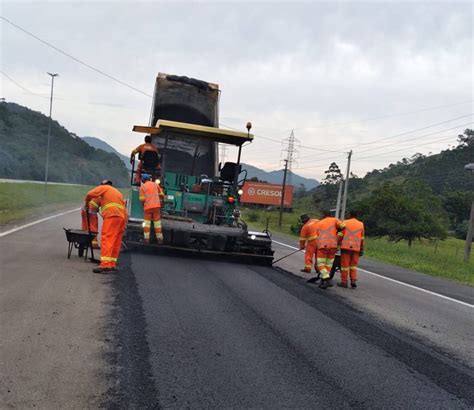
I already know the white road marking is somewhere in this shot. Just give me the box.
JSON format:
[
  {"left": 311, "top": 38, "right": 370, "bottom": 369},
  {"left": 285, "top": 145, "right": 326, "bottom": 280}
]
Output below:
[
  {"left": 0, "top": 208, "right": 81, "bottom": 237},
  {"left": 271, "top": 239, "right": 474, "bottom": 309}
]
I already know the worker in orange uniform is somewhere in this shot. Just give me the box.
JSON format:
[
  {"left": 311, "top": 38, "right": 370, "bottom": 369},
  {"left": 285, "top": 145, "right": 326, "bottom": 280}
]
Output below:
[
  {"left": 84, "top": 180, "right": 127, "bottom": 274},
  {"left": 139, "top": 174, "right": 163, "bottom": 244},
  {"left": 299, "top": 214, "right": 319, "bottom": 273},
  {"left": 130, "top": 135, "right": 160, "bottom": 184},
  {"left": 316, "top": 210, "right": 342, "bottom": 289},
  {"left": 81, "top": 198, "right": 101, "bottom": 249},
  {"left": 337, "top": 210, "right": 365, "bottom": 289}
]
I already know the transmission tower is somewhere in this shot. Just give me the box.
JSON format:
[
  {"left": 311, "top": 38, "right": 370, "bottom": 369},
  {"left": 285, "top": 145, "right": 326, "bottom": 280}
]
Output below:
[{"left": 281, "top": 129, "right": 299, "bottom": 184}]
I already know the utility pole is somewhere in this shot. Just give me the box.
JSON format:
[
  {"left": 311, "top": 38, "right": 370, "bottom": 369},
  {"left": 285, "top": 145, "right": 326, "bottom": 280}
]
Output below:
[
  {"left": 278, "top": 159, "right": 288, "bottom": 227},
  {"left": 44, "top": 72, "right": 58, "bottom": 185},
  {"left": 340, "top": 150, "right": 353, "bottom": 220},
  {"left": 464, "top": 163, "right": 474, "bottom": 261},
  {"left": 464, "top": 200, "right": 473, "bottom": 262},
  {"left": 335, "top": 178, "right": 343, "bottom": 219}
]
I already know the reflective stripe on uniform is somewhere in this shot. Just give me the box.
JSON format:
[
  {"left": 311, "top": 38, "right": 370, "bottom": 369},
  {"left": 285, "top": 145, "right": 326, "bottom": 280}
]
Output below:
[
  {"left": 101, "top": 202, "right": 125, "bottom": 212},
  {"left": 318, "top": 226, "right": 338, "bottom": 247},
  {"left": 101, "top": 256, "right": 117, "bottom": 262},
  {"left": 341, "top": 227, "right": 363, "bottom": 250}
]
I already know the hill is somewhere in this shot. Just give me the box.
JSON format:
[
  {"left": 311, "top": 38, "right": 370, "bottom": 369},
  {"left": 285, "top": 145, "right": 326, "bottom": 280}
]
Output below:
[
  {"left": 242, "top": 163, "right": 319, "bottom": 189},
  {"left": 362, "top": 132, "right": 474, "bottom": 195},
  {"left": 82, "top": 136, "right": 131, "bottom": 170},
  {"left": 0, "top": 102, "right": 129, "bottom": 187}
]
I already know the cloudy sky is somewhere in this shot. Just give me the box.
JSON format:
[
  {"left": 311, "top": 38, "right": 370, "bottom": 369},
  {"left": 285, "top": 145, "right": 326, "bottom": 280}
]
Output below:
[{"left": 1, "top": 0, "right": 472, "bottom": 180}]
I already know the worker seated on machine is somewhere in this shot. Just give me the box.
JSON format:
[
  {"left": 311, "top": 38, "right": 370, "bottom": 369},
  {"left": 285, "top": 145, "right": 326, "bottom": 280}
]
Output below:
[{"left": 130, "top": 135, "right": 161, "bottom": 184}]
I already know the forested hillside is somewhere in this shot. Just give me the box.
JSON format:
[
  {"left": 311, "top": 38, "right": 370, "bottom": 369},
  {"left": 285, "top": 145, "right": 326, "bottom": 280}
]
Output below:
[
  {"left": 0, "top": 102, "right": 129, "bottom": 186},
  {"left": 82, "top": 136, "right": 131, "bottom": 170}
]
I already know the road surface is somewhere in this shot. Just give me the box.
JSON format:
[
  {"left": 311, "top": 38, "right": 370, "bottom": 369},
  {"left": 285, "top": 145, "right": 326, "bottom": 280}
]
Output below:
[{"left": 1, "top": 210, "right": 473, "bottom": 408}]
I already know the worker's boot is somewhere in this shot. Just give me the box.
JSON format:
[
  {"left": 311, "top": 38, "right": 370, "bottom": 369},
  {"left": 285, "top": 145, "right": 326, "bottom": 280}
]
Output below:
[
  {"left": 319, "top": 279, "right": 333, "bottom": 289},
  {"left": 143, "top": 237, "right": 150, "bottom": 244},
  {"left": 156, "top": 234, "right": 164, "bottom": 245},
  {"left": 300, "top": 268, "right": 311, "bottom": 273},
  {"left": 351, "top": 281, "right": 357, "bottom": 289},
  {"left": 93, "top": 266, "right": 116, "bottom": 274},
  {"left": 337, "top": 282, "right": 348, "bottom": 288}
]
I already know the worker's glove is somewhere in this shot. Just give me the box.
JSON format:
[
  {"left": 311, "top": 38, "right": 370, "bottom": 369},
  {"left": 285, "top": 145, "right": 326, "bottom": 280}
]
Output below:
[
  {"left": 130, "top": 156, "right": 134, "bottom": 164},
  {"left": 359, "top": 250, "right": 364, "bottom": 257}
]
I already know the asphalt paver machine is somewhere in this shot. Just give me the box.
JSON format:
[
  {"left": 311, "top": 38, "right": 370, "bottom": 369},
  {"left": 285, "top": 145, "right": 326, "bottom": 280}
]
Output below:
[{"left": 124, "top": 74, "right": 273, "bottom": 264}]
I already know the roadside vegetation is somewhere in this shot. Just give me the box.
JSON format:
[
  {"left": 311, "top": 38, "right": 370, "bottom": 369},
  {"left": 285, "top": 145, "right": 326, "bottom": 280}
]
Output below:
[{"left": 0, "top": 182, "right": 91, "bottom": 225}]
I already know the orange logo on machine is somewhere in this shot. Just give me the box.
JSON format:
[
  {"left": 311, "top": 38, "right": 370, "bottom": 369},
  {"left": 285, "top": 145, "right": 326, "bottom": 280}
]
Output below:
[{"left": 240, "top": 182, "right": 294, "bottom": 208}]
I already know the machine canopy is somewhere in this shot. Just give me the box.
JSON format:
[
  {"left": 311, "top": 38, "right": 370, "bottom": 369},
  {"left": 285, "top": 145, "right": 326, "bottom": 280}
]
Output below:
[{"left": 133, "top": 120, "right": 253, "bottom": 146}]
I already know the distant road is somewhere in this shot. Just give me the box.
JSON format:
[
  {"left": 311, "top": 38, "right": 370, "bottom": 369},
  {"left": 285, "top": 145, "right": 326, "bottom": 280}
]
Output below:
[{"left": 0, "top": 178, "right": 84, "bottom": 186}]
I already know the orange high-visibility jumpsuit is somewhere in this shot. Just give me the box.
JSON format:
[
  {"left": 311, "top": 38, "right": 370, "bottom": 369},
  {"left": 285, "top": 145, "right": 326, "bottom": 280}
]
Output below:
[
  {"left": 299, "top": 219, "right": 319, "bottom": 272},
  {"left": 84, "top": 185, "right": 127, "bottom": 269},
  {"left": 131, "top": 142, "right": 160, "bottom": 184},
  {"left": 339, "top": 218, "right": 365, "bottom": 285},
  {"left": 316, "top": 217, "right": 342, "bottom": 280},
  {"left": 81, "top": 199, "right": 100, "bottom": 248},
  {"left": 139, "top": 180, "right": 163, "bottom": 242}
]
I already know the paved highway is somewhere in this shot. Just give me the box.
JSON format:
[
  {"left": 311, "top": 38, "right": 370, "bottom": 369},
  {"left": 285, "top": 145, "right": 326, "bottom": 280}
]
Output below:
[{"left": 1, "top": 210, "right": 473, "bottom": 408}]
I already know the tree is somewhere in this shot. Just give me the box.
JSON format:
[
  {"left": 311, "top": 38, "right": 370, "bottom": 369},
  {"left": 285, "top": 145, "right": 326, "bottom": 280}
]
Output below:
[
  {"left": 322, "top": 162, "right": 343, "bottom": 185},
  {"left": 457, "top": 129, "right": 473, "bottom": 147},
  {"left": 356, "top": 179, "right": 448, "bottom": 246}
]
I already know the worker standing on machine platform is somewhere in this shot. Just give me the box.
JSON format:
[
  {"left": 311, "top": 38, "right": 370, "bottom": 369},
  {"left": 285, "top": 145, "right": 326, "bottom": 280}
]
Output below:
[
  {"left": 130, "top": 135, "right": 160, "bottom": 184},
  {"left": 84, "top": 180, "right": 127, "bottom": 274},
  {"left": 139, "top": 174, "right": 163, "bottom": 244},
  {"left": 337, "top": 210, "right": 365, "bottom": 289},
  {"left": 299, "top": 214, "right": 319, "bottom": 273},
  {"left": 81, "top": 198, "right": 101, "bottom": 249},
  {"left": 316, "top": 210, "right": 342, "bottom": 289}
]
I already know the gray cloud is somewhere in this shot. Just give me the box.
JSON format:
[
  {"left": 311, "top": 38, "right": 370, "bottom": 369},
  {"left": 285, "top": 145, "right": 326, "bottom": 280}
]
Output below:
[{"left": 1, "top": 1, "right": 472, "bottom": 179}]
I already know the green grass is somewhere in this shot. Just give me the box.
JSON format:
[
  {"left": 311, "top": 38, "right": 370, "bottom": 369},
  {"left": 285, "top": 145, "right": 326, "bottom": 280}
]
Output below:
[
  {"left": 364, "top": 237, "right": 473, "bottom": 286},
  {"left": 241, "top": 207, "right": 474, "bottom": 286},
  {"left": 0, "top": 183, "right": 92, "bottom": 225}
]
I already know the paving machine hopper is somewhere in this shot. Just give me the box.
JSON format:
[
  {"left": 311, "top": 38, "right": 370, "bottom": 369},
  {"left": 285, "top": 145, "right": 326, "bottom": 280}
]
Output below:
[{"left": 124, "top": 74, "right": 274, "bottom": 264}]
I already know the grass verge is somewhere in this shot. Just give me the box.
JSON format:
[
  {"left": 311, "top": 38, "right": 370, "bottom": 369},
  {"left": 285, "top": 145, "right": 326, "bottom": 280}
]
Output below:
[
  {"left": 0, "top": 183, "right": 92, "bottom": 225},
  {"left": 241, "top": 207, "right": 474, "bottom": 286}
]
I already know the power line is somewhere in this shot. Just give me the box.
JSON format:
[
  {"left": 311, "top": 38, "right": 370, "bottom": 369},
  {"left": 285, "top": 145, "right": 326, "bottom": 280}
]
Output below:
[
  {"left": 355, "top": 125, "right": 472, "bottom": 160},
  {"left": 352, "top": 113, "right": 473, "bottom": 151},
  {"left": 295, "top": 113, "right": 473, "bottom": 161},
  {"left": 355, "top": 122, "right": 473, "bottom": 156},
  {"left": 0, "top": 70, "right": 48, "bottom": 98},
  {"left": 293, "top": 100, "right": 473, "bottom": 131},
  {"left": 1, "top": 16, "right": 152, "bottom": 98}
]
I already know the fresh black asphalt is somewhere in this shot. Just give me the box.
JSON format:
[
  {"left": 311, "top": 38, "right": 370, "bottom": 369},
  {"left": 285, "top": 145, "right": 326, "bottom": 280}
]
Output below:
[{"left": 105, "top": 251, "right": 474, "bottom": 408}]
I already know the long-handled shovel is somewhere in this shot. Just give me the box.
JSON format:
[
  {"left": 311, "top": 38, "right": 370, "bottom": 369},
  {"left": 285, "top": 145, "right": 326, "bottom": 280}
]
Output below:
[
  {"left": 271, "top": 248, "right": 302, "bottom": 265},
  {"left": 86, "top": 210, "right": 100, "bottom": 264}
]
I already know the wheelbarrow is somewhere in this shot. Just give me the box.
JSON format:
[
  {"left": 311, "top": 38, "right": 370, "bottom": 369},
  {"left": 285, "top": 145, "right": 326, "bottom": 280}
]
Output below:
[{"left": 63, "top": 228, "right": 99, "bottom": 262}]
